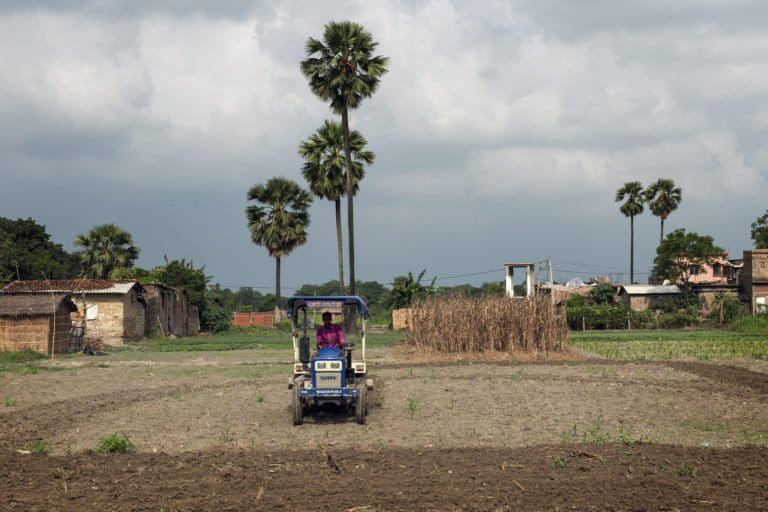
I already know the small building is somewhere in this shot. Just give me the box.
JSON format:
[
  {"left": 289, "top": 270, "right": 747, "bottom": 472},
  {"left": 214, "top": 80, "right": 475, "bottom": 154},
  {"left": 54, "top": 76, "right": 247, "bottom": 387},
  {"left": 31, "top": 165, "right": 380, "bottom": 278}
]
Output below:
[
  {"left": 1, "top": 280, "right": 145, "bottom": 346},
  {"left": 616, "top": 284, "right": 682, "bottom": 312},
  {"left": 142, "top": 284, "right": 200, "bottom": 337},
  {"left": 742, "top": 249, "right": 768, "bottom": 314},
  {"left": 0, "top": 294, "right": 77, "bottom": 354}
]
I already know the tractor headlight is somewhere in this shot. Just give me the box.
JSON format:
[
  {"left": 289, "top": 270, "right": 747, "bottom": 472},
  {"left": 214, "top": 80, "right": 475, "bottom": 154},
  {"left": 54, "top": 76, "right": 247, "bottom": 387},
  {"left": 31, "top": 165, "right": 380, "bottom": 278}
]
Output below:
[
  {"left": 315, "top": 361, "right": 327, "bottom": 370},
  {"left": 330, "top": 361, "right": 342, "bottom": 370}
]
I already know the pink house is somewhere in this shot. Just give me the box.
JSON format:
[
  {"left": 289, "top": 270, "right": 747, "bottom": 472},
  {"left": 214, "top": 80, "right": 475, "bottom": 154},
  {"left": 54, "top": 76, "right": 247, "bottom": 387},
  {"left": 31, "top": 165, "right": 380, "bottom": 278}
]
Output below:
[{"left": 687, "top": 256, "right": 743, "bottom": 284}]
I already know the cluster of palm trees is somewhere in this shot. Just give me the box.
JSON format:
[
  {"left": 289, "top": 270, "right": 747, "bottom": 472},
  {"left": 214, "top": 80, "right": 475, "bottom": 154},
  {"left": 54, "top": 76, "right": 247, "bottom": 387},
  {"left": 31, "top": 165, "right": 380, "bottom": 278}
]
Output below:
[
  {"left": 615, "top": 178, "right": 682, "bottom": 283},
  {"left": 246, "top": 21, "right": 389, "bottom": 315}
]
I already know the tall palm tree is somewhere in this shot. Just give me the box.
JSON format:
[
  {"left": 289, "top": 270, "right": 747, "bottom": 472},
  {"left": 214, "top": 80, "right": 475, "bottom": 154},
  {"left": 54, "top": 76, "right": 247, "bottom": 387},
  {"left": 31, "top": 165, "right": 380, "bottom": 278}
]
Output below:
[
  {"left": 644, "top": 178, "right": 682, "bottom": 244},
  {"left": 299, "top": 120, "right": 374, "bottom": 293},
  {"left": 615, "top": 182, "right": 645, "bottom": 284},
  {"left": 74, "top": 224, "right": 140, "bottom": 279},
  {"left": 246, "top": 177, "right": 312, "bottom": 316},
  {"left": 301, "top": 21, "right": 389, "bottom": 297}
]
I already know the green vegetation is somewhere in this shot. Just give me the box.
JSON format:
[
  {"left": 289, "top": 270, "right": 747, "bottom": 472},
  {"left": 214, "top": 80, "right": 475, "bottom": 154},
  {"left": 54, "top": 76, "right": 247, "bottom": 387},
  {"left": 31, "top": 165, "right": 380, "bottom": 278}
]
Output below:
[
  {"left": 115, "top": 327, "right": 403, "bottom": 353},
  {"left": 644, "top": 178, "right": 682, "bottom": 244},
  {"left": 653, "top": 229, "right": 724, "bottom": 296},
  {"left": 751, "top": 209, "right": 768, "bottom": 249},
  {"left": 615, "top": 181, "right": 645, "bottom": 283},
  {"left": 386, "top": 269, "right": 435, "bottom": 309},
  {"left": 0, "top": 217, "right": 79, "bottom": 283},
  {"left": 96, "top": 433, "right": 134, "bottom": 454},
  {"left": 29, "top": 439, "right": 49, "bottom": 454},
  {"left": 560, "top": 419, "right": 651, "bottom": 444},
  {"left": 728, "top": 315, "right": 768, "bottom": 334},
  {"left": 407, "top": 398, "right": 418, "bottom": 417},
  {"left": 5, "top": 397, "right": 16, "bottom": 407},
  {"left": 246, "top": 177, "right": 312, "bottom": 313},
  {"left": 301, "top": 20, "right": 389, "bottom": 297},
  {"left": 571, "top": 329, "right": 767, "bottom": 360},
  {"left": 74, "top": 223, "right": 140, "bottom": 279}
]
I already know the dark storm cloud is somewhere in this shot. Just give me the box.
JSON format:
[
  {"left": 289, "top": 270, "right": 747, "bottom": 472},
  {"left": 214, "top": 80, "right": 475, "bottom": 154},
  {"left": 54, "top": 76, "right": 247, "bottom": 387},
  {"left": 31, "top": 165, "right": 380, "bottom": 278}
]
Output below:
[
  {"left": 0, "top": 0, "right": 263, "bottom": 19},
  {"left": 515, "top": 0, "right": 768, "bottom": 38}
]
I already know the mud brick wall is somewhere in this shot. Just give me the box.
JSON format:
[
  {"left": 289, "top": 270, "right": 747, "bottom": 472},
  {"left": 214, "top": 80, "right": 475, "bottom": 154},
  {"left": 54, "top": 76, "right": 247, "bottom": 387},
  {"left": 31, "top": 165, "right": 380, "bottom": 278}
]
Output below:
[
  {"left": 0, "top": 309, "right": 70, "bottom": 354},
  {"left": 232, "top": 312, "right": 273, "bottom": 327}
]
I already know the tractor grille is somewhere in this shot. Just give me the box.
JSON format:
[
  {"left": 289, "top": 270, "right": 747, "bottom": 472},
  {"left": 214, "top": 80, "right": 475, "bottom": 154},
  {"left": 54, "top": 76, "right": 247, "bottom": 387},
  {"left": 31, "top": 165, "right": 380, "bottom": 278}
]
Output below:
[{"left": 316, "top": 372, "right": 341, "bottom": 388}]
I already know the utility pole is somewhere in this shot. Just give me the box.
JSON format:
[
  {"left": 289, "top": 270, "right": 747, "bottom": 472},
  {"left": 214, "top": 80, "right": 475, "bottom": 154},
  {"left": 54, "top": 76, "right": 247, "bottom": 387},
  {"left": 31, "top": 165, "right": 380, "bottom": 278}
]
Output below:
[{"left": 547, "top": 258, "right": 554, "bottom": 305}]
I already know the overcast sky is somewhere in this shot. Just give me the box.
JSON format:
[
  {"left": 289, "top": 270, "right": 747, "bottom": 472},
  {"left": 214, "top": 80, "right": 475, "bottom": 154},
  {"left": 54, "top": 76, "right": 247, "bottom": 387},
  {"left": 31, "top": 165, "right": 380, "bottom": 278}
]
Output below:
[{"left": 1, "top": 0, "right": 767, "bottom": 292}]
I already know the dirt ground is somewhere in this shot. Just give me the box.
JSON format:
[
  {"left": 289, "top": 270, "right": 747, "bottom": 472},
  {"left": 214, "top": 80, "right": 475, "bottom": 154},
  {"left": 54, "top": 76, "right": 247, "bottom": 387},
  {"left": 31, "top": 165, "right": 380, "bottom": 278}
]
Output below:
[{"left": 1, "top": 347, "right": 767, "bottom": 510}]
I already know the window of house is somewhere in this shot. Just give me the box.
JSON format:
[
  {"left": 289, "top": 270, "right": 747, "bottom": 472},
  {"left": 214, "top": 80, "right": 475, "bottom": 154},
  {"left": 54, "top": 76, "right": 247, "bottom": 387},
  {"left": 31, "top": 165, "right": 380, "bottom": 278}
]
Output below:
[
  {"left": 712, "top": 264, "right": 722, "bottom": 277},
  {"left": 757, "top": 296, "right": 767, "bottom": 314}
]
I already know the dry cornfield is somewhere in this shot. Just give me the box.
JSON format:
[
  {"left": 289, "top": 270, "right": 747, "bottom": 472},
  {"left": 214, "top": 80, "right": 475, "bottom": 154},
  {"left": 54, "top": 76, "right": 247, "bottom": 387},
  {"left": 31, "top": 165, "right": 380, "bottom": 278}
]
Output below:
[{"left": 403, "top": 294, "right": 569, "bottom": 353}]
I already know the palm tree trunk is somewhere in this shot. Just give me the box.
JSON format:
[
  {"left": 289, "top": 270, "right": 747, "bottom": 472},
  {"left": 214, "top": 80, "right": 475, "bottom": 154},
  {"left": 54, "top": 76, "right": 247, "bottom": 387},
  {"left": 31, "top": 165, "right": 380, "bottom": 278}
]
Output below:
[
  {"left": 274, "top": 256, "right": 281, "bottom": 325},
  {"left": 335, "top": 199, "right": 345, "bottom": 293},
  {"left": 630, "top": 215, "right": 635, "bottom": 284},
  {"left": 660, "top": 218, "right": 665, "bottom": 245},
  {"left": 342, "top": 108, "right": 355, "bottom": 297}
]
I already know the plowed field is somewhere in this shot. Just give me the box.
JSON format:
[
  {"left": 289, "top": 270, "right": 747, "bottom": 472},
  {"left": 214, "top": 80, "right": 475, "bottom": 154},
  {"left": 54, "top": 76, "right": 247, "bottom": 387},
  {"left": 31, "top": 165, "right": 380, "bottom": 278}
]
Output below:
[{"left": 1, "top": 348, "right": 767, "bottom": 511}]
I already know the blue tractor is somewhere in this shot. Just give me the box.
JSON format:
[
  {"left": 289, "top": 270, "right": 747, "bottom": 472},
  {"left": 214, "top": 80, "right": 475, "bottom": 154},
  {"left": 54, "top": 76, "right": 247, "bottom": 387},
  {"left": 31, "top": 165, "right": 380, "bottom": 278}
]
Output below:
[{"left": 286, "top": 296, "right": 372, "bottom": 425}]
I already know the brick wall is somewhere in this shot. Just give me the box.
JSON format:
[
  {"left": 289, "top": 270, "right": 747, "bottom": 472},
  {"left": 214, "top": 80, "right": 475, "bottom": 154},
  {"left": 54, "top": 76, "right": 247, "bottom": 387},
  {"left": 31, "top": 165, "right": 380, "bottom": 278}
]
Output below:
[{"left": 232, "top": 312, "right": 273, "bottom": 327}]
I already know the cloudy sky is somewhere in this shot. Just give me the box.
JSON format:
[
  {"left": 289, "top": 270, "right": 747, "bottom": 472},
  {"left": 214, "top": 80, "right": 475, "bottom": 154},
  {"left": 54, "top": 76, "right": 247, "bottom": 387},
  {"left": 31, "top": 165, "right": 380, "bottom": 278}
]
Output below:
[{"left": 1, "top": 0, "right": 767, "bottom": 292}]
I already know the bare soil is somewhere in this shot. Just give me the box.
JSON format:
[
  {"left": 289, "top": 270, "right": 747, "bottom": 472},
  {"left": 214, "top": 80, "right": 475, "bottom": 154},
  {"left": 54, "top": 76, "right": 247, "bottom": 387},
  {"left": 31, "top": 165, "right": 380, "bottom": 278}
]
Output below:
[{"left": 1, "top": 348, "right": 767, "bottom": 510}]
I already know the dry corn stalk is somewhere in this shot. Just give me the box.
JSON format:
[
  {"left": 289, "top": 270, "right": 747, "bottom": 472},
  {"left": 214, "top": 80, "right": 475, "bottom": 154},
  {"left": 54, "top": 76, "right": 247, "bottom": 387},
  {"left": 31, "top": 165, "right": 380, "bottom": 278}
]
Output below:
[{"left": 403, "top": 294, "right": 568, "bottom": 353}]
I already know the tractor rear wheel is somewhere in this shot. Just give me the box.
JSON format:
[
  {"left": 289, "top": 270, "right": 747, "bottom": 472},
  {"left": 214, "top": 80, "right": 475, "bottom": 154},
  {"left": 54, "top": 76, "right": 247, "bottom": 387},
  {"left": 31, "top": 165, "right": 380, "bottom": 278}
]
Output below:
[
  {"left": 355, "top": 385, "right": 367, "bottom": 425},
  {"left": 292, "top": 386, "right": 303, "bottom": 426}
]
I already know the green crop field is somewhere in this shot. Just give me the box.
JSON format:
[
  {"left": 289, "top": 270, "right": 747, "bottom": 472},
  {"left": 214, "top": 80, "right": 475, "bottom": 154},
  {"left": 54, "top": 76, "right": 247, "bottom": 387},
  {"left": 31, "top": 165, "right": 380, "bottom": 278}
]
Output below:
[
  {"left": 111, "top": 327, "right": 404, "bottom": 353},
  {"left": 570, "top": 329, "right": 768, "bottom": 360}
]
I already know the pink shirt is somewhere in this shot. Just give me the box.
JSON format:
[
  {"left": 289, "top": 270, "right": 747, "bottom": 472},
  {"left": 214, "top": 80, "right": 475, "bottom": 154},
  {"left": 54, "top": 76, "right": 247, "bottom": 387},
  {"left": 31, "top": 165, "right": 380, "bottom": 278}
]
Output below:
[{"left": 316, "top": 323, "right": 346, "bottom": 348}]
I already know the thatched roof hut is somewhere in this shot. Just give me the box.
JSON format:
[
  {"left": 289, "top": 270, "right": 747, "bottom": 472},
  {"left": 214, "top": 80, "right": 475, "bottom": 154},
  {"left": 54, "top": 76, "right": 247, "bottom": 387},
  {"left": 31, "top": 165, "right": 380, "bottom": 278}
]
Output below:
[{"left": 0, "top": 294, "right": 77, "bottom": 354}]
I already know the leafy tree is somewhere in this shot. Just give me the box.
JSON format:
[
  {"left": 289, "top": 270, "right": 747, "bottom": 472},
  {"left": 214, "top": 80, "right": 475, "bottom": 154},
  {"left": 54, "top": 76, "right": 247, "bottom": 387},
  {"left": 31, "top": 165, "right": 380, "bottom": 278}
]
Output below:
[
  {"left": 588, "top": 283, "right": 615, "bottom": 305},
  {"left": 751, "top": 210, "right": 768, "bottom": 249},
  {"left": 152, "top": 256, "right": 209, "bottom": 309},
  {"left": 301, "top": 21, "right": 389, "bottom": 298},
  {"left": 0, "top": 217, "right": 77, "bottom": 283},
  {"left": 300, "top": 120, "right": 373, "bottom": 293},
  {"left": 385, "top": 269, "right": 436, "bottom": 309},
  {"left": 644, "top": 178, "right": 682, "bottom": 244},
  {"left": 615, "top": 181, "right": 645, "bottom": 284},
  {"left": 74, "top": 224, "right": 140, "bottom": 279},
  {"left": 246, "top": 177, "right": 312, "bottom": 315},
  {"left": 481, "top": 281, "right": 505, "bottom": 295},
  {"left": 109, "top": 266, "right": 153, "bottom": 282},
  {"left": 652, "top": 229, "right": 724, "bottom": 297}
]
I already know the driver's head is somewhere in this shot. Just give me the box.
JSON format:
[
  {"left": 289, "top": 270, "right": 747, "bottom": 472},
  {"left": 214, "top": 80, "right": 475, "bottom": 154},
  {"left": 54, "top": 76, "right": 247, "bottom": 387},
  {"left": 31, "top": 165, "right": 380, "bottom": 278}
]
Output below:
[{"left": 322, "top": 311, "right": 332, "bottom": 325}]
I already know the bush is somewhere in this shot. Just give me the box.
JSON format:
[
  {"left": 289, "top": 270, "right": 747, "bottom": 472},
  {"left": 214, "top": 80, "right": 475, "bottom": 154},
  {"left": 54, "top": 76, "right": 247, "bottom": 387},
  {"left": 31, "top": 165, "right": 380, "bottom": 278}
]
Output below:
[
  {"left": 96, "top": 433, "right": 134, "bottom": 454},
  {"left": 566, "top": 303, "right": 699, "bottom": 330},
  {"left": 729, "top": 315, "right": 768, "bottom": 334}
]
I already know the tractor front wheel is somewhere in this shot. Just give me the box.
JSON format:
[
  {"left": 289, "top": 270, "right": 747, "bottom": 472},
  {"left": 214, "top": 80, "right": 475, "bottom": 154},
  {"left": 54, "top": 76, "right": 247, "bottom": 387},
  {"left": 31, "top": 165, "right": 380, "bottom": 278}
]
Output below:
[
  {"left": 292, "top": 386, "right": 304, "bottom": 426},
  {"left": 355, "top": 385, "right": 367, "bottom": 425}
]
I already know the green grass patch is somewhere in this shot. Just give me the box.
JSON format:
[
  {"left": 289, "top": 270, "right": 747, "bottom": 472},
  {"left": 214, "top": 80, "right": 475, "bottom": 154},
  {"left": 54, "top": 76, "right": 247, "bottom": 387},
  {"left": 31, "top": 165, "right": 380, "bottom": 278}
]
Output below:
[
  {"left": 571, "top": 329, "right": 768, "bottom": 360},
  {"left": 729, "top": 315, "right": 768, "bottom": 335},
  {"left": 115, "top": 328, "right": 403, "bottom": 353},
  {"left": 0, "top": 350, "right": 46, "bottom": 364},
  {"left": 29, "top": 439, "right": 49, "bottom": 454},
  {"left": 96, "top": 433, "right": 134, "bottom": 454}
]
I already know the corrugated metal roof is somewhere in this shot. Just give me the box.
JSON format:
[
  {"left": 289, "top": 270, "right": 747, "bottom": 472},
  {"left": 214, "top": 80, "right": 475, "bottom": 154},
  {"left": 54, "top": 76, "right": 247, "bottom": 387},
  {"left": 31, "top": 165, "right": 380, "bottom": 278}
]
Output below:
[
  {"left": 1, "top": 279, "right": 138, "bottom": 295},
  {"left": 619, "top": 285, "right": 681, "bottom": 295}
]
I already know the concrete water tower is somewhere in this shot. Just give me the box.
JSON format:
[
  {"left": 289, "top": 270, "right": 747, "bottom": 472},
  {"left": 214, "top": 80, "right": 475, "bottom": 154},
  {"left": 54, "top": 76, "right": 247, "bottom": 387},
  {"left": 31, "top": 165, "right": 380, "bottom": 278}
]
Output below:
[{"left": 504, "top": 262, "right": 536, "bottom": 298}]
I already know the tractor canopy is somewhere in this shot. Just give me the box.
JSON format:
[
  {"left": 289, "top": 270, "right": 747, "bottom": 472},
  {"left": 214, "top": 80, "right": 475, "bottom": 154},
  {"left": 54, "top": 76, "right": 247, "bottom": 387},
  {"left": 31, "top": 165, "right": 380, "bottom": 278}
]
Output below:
[{"left": 286, "top": 295, "right": 369, "bottom": 320}]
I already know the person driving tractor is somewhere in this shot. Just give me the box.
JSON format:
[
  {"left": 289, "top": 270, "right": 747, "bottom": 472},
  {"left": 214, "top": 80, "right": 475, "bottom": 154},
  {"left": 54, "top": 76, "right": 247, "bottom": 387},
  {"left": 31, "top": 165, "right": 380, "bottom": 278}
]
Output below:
[{"left": 316, "top": 311, "right": 346, "bottom": 350}]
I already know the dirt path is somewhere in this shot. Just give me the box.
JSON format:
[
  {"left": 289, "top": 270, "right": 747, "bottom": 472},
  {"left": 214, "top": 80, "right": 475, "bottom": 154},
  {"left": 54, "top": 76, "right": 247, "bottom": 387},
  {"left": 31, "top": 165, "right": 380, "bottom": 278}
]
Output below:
[{"left": 2, "top": 444, "right": 766, "bottom": 511}]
